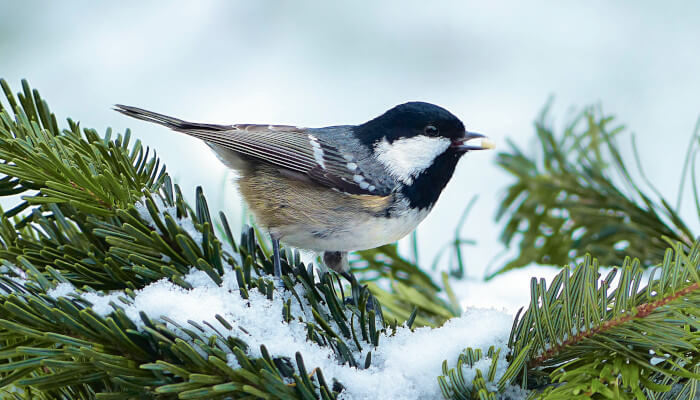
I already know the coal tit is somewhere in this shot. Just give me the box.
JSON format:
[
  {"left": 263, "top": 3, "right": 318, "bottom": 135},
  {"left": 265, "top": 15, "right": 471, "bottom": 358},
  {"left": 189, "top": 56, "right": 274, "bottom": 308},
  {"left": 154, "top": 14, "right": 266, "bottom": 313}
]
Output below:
[{"left": 115, "top": 102, "right": 493, "bottom": 278}]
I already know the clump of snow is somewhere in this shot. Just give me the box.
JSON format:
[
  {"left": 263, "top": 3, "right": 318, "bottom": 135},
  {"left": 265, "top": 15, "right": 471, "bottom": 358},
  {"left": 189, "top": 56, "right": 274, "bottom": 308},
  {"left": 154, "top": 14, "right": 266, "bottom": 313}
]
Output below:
[
  {"left": 47, "top": 282, "right": 76, "bottom": 298},
  {"left": 340, "top": 308, "right": 513, "bottom": 399},
  {"left": 45, "top": 265, "right": 517, "bottom": 399},
  {"left": 183, "top": 268, "right": 218, "bottom": 288},
  {"left": 500, "top": 384, "right": 531, "bottom": 399}
]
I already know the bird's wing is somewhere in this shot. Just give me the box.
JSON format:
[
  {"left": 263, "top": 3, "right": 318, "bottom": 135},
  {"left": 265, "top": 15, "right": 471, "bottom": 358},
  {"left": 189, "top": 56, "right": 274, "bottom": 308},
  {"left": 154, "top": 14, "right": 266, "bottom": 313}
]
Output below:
[{"left": 114, "top": 105, "right": 388, "bottom": 196}]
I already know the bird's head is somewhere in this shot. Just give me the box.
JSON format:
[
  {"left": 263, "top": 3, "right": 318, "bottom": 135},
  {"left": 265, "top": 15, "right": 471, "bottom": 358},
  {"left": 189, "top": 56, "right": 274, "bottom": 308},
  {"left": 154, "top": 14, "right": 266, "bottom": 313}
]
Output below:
[{"left": 355, "top": 102, "right": 493, "bottom": 208}]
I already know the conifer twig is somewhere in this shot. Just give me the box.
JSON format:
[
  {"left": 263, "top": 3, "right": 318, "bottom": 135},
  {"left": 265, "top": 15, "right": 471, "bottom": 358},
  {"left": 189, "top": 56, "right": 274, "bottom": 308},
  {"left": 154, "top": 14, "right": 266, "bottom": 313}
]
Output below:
[{"left": 529, "top": 281, "right": 699, "bottom": 368}]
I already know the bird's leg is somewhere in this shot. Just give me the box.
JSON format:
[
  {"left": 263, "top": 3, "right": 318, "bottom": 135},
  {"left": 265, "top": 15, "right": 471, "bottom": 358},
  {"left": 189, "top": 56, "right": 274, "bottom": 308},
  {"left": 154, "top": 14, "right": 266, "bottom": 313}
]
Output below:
[
  {"left": 323, "top": 251, "right": 345, "bottom": 273},
  {"left": 323, "top": 251, "right": 359, "bottom": 304},
  {"left": 323, "top": 251, "right": 353, "bottom": 280},
  {"left": 271, "top": 236, "right": 282, "bottom": 277}
]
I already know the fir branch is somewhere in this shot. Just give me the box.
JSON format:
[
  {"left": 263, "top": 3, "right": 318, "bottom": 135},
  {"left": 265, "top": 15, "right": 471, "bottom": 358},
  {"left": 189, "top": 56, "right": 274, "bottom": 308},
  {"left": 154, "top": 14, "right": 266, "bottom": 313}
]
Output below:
[
  {"left": 506, "top": 242, "right": 700, "bottom": 398},
  {"left": 353, "top": 245, "right": 461, "bottom": 327},
  {"left": 494, "top": 104, "right": 694, "bottom": 277},
  {"left": 530, "top": 280, "right": 699, "bottom": 369},
  {"left": 0, "top": 78, "right": 166, "bottom": 216}
]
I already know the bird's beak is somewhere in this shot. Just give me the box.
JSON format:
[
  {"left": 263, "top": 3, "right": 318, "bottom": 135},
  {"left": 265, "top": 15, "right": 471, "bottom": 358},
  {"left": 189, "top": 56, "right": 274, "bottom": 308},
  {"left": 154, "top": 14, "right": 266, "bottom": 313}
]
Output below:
[{"left": 450, "top": 131, "right": 495, "bottom": 152}]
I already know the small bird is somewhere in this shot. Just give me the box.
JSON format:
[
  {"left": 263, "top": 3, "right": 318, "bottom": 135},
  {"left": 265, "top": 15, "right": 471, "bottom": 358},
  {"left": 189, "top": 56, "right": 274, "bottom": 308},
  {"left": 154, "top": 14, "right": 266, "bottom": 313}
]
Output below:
[{"left": 115, "top": 102, "right": 493, "bottom": 278}]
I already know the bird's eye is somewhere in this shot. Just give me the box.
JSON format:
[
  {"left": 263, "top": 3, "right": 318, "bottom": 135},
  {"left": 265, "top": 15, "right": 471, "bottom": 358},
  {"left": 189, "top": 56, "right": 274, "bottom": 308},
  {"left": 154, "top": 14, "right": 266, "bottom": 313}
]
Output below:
[{"left": 424, "top": 125, "right": 439, "bottom": 136}]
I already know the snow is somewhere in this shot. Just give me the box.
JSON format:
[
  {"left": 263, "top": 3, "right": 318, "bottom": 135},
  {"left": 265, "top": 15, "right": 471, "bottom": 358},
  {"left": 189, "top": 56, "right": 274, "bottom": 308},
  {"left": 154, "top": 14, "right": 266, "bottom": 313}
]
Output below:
[
  {"left": 343, "top": 308, "right": 513, "bottom": 399},
  {"left": 452, "top": 266, "right": 562, "bottom": 313},
  {"left": 500, "top": 385, "right": 531, "bottom": 399},
  {"left": 47, "top": 282, "right": 76, "bottom": 298},
  {"left": 46, "top": 266, "right": 518, "bottom": 399}
]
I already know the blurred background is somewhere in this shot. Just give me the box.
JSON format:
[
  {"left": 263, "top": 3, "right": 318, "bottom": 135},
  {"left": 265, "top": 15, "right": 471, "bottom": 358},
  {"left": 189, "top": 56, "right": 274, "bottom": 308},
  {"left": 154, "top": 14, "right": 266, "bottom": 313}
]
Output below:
[{"left": 2, "top": 0, "right": 699, "bottom": 311}]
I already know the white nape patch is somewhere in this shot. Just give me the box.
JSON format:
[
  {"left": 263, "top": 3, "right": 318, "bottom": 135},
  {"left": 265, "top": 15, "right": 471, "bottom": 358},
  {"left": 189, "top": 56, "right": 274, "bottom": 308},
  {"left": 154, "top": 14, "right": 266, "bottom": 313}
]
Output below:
[
  {"left": 308, "top": 134, "right": 326, "bottom": 169},
  {"left": 375, "top": 136, "right": 451, "bottom": 184}
]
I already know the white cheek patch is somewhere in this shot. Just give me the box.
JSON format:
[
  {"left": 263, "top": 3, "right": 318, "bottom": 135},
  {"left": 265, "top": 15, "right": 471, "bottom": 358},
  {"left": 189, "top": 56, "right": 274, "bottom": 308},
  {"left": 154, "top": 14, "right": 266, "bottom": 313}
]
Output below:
[{"left": 375, "top": 136, "right": 451, "bottom": 184}]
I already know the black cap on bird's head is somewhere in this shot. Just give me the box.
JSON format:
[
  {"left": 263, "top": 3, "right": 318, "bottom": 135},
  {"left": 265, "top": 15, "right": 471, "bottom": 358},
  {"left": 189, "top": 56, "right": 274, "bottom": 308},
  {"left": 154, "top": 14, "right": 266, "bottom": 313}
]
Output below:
[
  {"left": 356, "top": 101, "right": 464, "bottom": 143},
  {"left": 354, "top": 101, "right": 491, "bottom": 153}
]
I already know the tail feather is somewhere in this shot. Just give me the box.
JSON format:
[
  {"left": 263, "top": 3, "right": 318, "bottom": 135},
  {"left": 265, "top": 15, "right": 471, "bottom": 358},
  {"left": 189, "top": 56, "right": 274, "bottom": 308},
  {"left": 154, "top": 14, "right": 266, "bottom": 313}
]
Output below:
[{"left": 113, "top": 104, "right": 229, "bottom": 132}]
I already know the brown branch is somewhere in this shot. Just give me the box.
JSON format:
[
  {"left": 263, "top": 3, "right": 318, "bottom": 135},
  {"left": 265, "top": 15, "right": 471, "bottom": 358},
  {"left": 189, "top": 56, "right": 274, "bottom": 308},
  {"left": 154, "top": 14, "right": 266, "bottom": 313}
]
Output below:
[
  {"left": 529, "top": 281, "right": 700, "bottom": 368},
  {"left": 68, "top": 181, "right": 112, "bottom": 210}
]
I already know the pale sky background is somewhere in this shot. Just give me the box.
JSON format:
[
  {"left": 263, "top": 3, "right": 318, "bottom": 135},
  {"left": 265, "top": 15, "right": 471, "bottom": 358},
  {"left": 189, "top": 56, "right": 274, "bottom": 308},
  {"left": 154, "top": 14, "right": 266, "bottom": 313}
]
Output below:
[{"left": 2, "top": 1, "right": 699, "bottom": 310}]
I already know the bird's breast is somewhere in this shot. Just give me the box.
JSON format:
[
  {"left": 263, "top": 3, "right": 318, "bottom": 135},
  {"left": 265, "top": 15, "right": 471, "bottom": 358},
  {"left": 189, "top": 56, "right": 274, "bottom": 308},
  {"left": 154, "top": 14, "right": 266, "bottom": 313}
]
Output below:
[
  {"left": 277, "top": 207, "right": 431, "bottom": 251},
  {"left": 236, "top": 165, "right": 430, "bottom": 251}
]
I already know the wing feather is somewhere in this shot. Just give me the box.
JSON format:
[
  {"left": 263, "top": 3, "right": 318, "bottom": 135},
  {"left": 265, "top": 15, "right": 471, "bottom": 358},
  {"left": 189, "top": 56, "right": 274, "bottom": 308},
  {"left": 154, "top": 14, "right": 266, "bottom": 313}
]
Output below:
[{"left": 114, "top": 105, "right": 387, "bottom": 195}]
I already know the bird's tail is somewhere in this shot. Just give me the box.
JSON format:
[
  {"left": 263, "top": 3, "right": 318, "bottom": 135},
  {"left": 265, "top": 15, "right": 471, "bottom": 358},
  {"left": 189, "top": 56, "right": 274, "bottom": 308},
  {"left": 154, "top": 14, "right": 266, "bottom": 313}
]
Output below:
[{"left": 114, "top": 104, "right": 230, "bottom": 132}]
